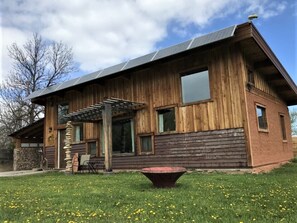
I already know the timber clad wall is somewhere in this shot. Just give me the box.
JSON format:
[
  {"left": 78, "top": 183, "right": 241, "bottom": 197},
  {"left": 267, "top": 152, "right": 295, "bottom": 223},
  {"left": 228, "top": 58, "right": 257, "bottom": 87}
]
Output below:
[
  {"left": 154, "top": 128, "right": 247, "bottom": 167},
  {"left": 89, "top": 128, "right": 247, "bottom": 169},
  {"left": 42, "top": 43, "right": 250, "bottom": 169},
  {"left": 71, "top": 144, "right": 86, "bottom": 156},
  {"left": 44, "top": 147, "right": 55, "bottom": 168},
  {"left": 44, "top": 44, "right": 246, "bottom": 144}
]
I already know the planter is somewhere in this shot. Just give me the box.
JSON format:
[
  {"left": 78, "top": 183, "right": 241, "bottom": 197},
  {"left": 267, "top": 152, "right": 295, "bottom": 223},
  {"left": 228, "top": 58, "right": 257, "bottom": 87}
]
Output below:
[{"left": 141, "top": 167, "right": 186, "bottom": 188}]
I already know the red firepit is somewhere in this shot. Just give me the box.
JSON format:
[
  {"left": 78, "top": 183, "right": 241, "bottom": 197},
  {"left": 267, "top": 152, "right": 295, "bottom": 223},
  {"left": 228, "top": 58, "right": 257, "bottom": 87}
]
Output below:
[{"left": 141, "top": 167, "right": 187, "bottom": 188}]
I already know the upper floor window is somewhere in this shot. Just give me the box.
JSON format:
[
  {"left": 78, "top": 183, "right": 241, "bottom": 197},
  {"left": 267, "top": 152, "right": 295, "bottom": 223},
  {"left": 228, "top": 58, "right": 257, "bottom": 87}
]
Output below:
[
  {"left": 181, "top": 69, "right": 210, "bottom": 104},
  {"left": 247, "top": 69, "right": 255, "bottom": 85},
  {"left": 57, "top": 103, "right": 69, "bottom": 125},
  {"left": 158, "top": 108, "right": 176, "bottom": 133},
  {"left": 256, "top": 105, "right": 268, "bottom": 130}
]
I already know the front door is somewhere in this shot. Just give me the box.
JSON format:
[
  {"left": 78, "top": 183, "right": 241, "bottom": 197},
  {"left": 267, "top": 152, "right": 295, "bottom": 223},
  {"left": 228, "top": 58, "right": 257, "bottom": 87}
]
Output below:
[{"left": 58, "top": 129, "right": 66, "bottom": 168}]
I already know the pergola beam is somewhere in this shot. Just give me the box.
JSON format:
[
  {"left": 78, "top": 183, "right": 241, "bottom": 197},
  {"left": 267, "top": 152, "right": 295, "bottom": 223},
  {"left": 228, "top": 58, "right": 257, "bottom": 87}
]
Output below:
[{"left": 62, "top": 97, "right": 146, "bottom": 172}]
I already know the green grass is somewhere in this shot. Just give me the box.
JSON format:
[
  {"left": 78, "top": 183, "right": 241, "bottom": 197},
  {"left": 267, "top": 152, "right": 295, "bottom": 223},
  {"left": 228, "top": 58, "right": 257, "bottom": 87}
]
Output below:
[{"left": 1, "top": 162, "right": 297, "bottom": 223}]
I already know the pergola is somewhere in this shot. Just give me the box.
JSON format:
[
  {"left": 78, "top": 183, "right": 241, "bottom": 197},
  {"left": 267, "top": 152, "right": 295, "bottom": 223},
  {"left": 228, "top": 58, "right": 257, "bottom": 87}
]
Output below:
[{"left": 63, "top": 97, "right": 146, "bottom": 173}]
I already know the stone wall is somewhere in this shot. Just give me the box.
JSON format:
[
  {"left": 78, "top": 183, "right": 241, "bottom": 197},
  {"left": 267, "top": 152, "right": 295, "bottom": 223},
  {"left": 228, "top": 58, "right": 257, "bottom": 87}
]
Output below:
[{"left": 13, "top": 148, "right": 41, "bottom": 171}]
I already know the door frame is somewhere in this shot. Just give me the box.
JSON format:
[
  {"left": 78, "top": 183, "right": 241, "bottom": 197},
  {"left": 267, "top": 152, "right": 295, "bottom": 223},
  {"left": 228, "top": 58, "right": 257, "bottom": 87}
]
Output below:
[{"left": 57, "top": 129, "right": 66, "bottom": 169}]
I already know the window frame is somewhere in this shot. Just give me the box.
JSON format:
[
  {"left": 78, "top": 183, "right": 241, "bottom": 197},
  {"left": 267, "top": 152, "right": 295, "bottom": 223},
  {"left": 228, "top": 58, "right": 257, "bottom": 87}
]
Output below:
[
  {"left": 180, "top": 68, "right": 211, "bottom": 105},
  {"left": 247, "top": 68, "right": 255, "bottom": 85},
  {"left": 72, "top": 123, "right": 84, "bottom": 143},
  {"left": 138, "top": 133, "right": 154, "bottom": 155},
  {"left": 156, "top": 106, "right": 177, "bottom": 134},
  {"left": 255, "top": 104, "right": 268, "bottom": 132},
  {"left": 87, "top": 140, "right": 98, "bottom": 157},
  {"left": 279, "top": 113, "right": 287, "bottom": 142},
  {"left": 57, "top": 102, "right": 69, "bottom": 126},
  {"left": 100, "top": 116, "right": 135, "bottom": 156}
]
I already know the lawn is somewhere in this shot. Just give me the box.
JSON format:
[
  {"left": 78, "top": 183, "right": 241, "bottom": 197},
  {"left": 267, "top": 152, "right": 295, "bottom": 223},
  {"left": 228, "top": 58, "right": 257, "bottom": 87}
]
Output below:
[{"left": 1, "top": 161, "right": 297, "bottom": 223}]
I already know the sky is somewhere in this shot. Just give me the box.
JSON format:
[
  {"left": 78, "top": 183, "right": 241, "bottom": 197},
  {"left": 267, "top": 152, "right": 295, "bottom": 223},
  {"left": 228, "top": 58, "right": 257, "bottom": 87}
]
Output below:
[{"left": 0, "top": 0, "right": 296, "bottom": 97}]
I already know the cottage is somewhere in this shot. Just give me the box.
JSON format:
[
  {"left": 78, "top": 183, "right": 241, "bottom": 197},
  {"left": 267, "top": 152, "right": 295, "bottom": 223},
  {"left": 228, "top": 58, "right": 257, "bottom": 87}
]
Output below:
[{"left": 24, "top": 22, "right": 297, "bottom": 172}]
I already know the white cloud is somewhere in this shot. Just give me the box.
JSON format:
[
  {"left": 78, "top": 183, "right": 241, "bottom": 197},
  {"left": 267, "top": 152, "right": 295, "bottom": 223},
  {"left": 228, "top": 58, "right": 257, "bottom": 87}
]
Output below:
[
  {"left": 244, "top": 0, "right": 287, "bottom": 19},
  {"left": 0, "top": 27, "right": 30, "bottom": 81},
  {"left": 0, "top": 0, "right": 289, "bottom": 82}
]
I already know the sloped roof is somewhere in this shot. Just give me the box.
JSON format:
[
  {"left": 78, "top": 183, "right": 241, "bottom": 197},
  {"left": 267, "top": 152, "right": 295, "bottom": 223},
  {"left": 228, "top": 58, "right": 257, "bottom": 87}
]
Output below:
[
  {"left": 26, "top": 25, "right": 237, "bottom": 100},
  {"left": 9, "top": 118, "right": 44, "bottom": 139},
  {"left": 26, "top": 22, "right": 297, "bottom": 105}
]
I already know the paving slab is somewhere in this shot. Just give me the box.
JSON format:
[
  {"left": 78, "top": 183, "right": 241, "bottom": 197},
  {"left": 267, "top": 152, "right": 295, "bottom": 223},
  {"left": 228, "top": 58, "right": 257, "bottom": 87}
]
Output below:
[{"left": 0, "top": 170, "right": 48, "bottom": 177}]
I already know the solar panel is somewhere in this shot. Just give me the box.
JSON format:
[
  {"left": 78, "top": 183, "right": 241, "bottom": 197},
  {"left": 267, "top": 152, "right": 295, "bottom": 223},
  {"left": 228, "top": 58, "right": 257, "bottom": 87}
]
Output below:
[
  {"left": 75, "top": 70, "right": 101, "bottom": 85},
  {"left": 189, "top": 25, "right": 236, "bottom": 49},
  {"left": 25, "top": 89, "right": 44, "bottom": 100},
  {"left": 39, "top": 84, "right": 61, "bottom": 96},
  {"left": 123, "top": 52, "right": 156, "bottom": 70},
  {"left": 100, "top": 62, "right": 126, "bottom": 77},
  {"left": 56, "top": 78, "right": 79, "bottom": 91},
  {"left": 153, "top": 40, "right": 192, "bottom": 61}
]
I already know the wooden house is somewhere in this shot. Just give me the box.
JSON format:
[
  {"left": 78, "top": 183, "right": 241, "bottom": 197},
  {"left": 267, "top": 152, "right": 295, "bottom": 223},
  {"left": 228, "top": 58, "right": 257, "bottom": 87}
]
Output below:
[{"left": 25, "top": 22, "right": 297, "bottom": 172}]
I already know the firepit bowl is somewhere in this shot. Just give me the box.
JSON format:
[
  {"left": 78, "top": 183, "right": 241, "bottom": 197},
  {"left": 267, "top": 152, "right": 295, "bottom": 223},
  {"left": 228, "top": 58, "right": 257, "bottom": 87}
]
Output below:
[{"left": 141, "top": 167, "right": 187, "bottom": 188}]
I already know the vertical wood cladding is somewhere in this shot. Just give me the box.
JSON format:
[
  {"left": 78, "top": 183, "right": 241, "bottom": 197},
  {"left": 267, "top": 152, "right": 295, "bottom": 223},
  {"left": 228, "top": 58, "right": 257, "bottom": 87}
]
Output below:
[{"left": 45, "top": 44, "right": 247, "bottom": 146}]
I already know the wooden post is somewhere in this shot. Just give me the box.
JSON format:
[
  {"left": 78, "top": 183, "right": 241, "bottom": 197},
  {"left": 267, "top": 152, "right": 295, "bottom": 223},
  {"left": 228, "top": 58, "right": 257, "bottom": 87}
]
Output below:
[{"left": 103, "top": 103, "right": 112, "bottom": 172}]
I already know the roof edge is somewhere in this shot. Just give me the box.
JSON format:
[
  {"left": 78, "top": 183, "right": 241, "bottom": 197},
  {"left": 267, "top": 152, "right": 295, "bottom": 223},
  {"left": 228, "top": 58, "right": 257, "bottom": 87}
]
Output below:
[{"left": 249, "top": 22, "right": 297, "bottom": 96}]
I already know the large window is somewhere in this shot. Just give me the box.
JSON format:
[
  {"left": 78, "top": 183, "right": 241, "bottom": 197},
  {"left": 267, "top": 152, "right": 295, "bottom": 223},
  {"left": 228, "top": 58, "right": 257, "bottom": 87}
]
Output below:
[
  {"left": 256, "top": 105, "right": 268, "bottom": 130},
  {"left": 181, "top": 69, "right": 210, "bottom": 104},
  {"left": 280, "top": 114, "right": 287, "bottom": 141},
  {"left": 73, "top": 124, "right": 83, "bottom": 142},
  {"left": 158, "top": 108, "right": 176, "bottom": 133},
  {"left": 112, "top": 119, "right": 134, "bottom": 154},
  {"left": 57, "top": 103, "right": 69, "bottom": 124}
]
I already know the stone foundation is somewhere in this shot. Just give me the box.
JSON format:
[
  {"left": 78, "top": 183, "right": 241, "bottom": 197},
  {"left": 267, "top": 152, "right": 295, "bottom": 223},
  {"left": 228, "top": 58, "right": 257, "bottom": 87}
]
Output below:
[{"left": 13, "top": 148, "right": 41, "bottom": 171}]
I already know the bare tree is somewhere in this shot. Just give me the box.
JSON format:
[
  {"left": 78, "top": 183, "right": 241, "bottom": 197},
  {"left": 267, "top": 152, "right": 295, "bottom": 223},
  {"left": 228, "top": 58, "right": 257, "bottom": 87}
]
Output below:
[
  {"left": 290, "top": 109, "right": 297, "bottom": 135},
  {"left": 0, "top": 33, "right": 77, "bottom": 149}
]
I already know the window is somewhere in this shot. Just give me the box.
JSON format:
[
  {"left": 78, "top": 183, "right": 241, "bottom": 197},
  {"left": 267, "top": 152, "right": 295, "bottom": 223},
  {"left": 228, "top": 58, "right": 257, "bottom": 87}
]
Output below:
[
  {"left": 73, "top": 124, "right": 83, "bottom": 142},
  {"left": 280, "top": 114, "right": 287, "bottom": 140},
  {"left": 181, "top": 69, "right": 210, "bottom": 104},
  {"left": 256, "top": 105, "right": 268, "bottom": 130},
  {"left": 88, "top": 142, "right": 97, "bottom": 156},
  {"left": 247, "top": 69, "right": 255, "bottom": 85},
  {"left": 140, "top": 135, "right": 153, "bottom": 153},
  {"left": 58, "top": 103, "right": 69, "bottom": 124},
  {"left": 101, "top": 118, "right": 135, "bottom": 154},
  {"left": 158, "top": 108, "right": 176, "bottom": 133}
]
